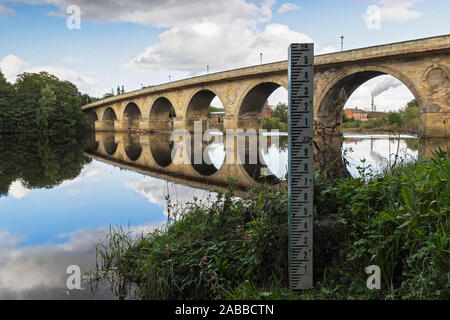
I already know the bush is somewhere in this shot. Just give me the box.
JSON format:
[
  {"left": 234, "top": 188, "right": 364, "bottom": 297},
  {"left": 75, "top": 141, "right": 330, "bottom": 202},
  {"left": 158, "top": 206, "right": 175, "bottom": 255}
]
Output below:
[
  {"left": 314, "top": 150, "right": 449, "bottom": 299},
  {"left": 0, "top": 70, "right": 90, "bottom": 135},
  {"left": 91, "top": 153, "right": 449, "bottom": 300},
  {"left": 262, "top": 117, "right": 288, "bottom": 131},
  {"left": 91, "top": 184, "right": 288, "bottom": 299}
]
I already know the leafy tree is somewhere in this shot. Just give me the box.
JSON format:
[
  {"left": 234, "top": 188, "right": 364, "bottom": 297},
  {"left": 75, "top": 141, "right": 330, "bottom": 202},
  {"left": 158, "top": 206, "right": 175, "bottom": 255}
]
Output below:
[
  {"left": 0, "top": 71, "right": 89, "bottom": 135},
  {"left": 0, "top": 70, "right": 18, "bottom": 133},
  {"left": 102, "top": 92, "right": 115, "bottom": 99},
  {"left": 0, "top": 134, "right": 91, "bottom": 197},
  {"left": 207, "top": 105, "right": 224, "bottom": 118},
  {"left": 388, "top": 111, "right": 402, "bottom": 127},
  {"left": 36, "top": 85, "right": 57, "bottom": 130},
  {"left": 80, "top": 93, "right": 99, "bottom": 104},
  {"left": 401, "top": 99, "right": 419, "bottom": 132},
  {"left": 272, "top": 102, "right": 287, "bottom": 123}
]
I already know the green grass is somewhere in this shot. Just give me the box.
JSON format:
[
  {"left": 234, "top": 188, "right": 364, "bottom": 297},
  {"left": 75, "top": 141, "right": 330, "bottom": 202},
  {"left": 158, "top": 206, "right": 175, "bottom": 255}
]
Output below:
[{"left": 90, "top": 151, "right": 449, "bottom": 300}]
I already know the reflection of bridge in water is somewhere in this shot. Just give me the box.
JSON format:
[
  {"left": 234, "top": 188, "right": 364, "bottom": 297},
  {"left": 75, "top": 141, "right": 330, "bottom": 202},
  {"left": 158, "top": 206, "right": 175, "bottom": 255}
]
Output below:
[
  {"left": 84, "top": 132, "right": 282, "bottom": 191},
  {"left": 85, "top": 132, "right": 449, "bottom": 191}
]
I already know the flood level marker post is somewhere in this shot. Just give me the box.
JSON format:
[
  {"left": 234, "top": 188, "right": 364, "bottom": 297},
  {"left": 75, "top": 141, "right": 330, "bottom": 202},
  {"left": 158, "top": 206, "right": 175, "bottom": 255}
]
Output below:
[{"left": 288, "top": 43, "right": 314, "bottom": 290}]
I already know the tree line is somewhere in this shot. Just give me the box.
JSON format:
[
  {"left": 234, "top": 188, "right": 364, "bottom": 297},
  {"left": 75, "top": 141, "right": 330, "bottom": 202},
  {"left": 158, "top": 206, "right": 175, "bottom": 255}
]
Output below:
[
  {"left": 262, "top": 102, "right": 288, "bottom": 132},
  {"left": 0, "top": 70, "right": 93, "bottom": 135},
  {"left": 0, "top": 134, "right": 90, "bottom": 197},
  {"left": 342, "top": 99, "right": 419, "bottom": 134}
]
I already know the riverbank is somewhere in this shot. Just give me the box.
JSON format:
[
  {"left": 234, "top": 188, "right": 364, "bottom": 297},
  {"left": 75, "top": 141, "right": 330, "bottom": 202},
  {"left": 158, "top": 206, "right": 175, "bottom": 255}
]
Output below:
[
  {"left": 343, "top": 128, "right": 417, "bottom": 136},
  {"left": 90, "top": 151, "right": 449, "bottom": 300}
]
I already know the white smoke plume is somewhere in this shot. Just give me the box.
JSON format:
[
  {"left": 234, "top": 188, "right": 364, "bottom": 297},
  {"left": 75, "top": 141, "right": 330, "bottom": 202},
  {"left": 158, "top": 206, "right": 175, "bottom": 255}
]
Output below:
[{"left": 371, "top": 76, "right": 403, "bottom": 98}]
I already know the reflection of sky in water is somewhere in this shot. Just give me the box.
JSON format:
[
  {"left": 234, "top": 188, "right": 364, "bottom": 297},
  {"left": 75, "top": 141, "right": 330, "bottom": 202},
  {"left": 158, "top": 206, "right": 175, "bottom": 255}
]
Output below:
[
  {"left": 262, "top": 143, "right": 288, "bottom": 179},
  {"left": 343, "top": 134, "right": 418, "bottom": 177},
  {"left": 0, "top": 134, "right": 419, "bottom": 299},
  {"left": 0, "top": 160, "right": 213, "bottom": 299},
  {"left": 204, "top": 133, "right": 417, "bottom": 179},
  {"left": 205, "top": 141, "right": 226, "bottom": 169},
  {"left": 205, "top": 132, "right": 288, "bottom": 179}
]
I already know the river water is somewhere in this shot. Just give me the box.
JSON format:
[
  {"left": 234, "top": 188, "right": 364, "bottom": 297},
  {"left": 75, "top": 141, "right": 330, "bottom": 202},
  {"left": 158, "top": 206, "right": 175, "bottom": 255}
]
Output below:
[{"left": 0, "top": 132, "right": 446, "bottom": 299}]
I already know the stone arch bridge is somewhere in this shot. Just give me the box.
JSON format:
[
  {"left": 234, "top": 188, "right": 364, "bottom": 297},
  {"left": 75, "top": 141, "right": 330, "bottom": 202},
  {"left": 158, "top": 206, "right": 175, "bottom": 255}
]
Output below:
[{"left": 82, "top": 35, "right": 450, "bottom": 138}]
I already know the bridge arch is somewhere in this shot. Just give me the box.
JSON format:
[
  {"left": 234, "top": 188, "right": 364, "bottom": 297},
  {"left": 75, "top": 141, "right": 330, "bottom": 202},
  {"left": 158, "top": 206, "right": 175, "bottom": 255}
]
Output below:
[
  {"left": 103, "top": 107, "right": 117, "bottom": 121},
  {"left": 191, "top": 134, "right": 225, "bottom": 176},
  {"left": 103, "top": 140, "right": 118, "bottom": 155},
  {"left": 237, "top": 80, "right": 287, "bottom": 128},
  {"left": 149, "top": 96, "right": 176, "bottom": 120},
  {"left": 123, "top": 102, "right": 142, "bottom": 122},
  {"left": 185, "top": 89, "right": 225, "bottom": 121},
  {"left": 124, "top": 142, "right": 142, "bottom": 161},
  {"left": 316, "top": 65, "right": 424, "bottom": 127},
  {"left": 234, "top": 133, "right": 280, "bottom": 184},
  {"left": 146, "top": 132, "right": 174, "bottom": 168}
]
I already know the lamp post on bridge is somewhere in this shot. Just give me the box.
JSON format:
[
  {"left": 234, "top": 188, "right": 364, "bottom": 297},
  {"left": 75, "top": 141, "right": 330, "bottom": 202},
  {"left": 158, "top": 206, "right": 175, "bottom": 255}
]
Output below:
[
  {"left": 260, "top": 52, "right": 263, "bottom": 65},
  {"left": 341, "top": 35, "right": 344, "bottom": 51}
]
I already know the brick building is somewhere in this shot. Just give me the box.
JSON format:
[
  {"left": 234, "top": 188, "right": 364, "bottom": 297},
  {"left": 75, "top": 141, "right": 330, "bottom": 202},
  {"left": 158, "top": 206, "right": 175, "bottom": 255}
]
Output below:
[
  {"left": 210, "top": 111, "right": 225, "bottom": 123},
  {"left": 344, "top": 107, "right": 368, "bottom": 120}
]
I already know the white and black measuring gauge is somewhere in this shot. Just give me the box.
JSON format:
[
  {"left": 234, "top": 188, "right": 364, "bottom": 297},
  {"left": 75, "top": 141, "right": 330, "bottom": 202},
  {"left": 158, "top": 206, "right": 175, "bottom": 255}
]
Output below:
[{"left": 288, "top": 43, "right": 314, "bottom": 290}]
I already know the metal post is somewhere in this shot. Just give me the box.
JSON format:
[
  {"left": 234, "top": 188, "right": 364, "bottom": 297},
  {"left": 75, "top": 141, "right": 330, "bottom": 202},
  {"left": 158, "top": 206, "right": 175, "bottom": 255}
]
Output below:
[
  {"left": 340, "top": 35, "right": 344, "bottom": 51},
  {"left": 288, "top": 43, "right": 314, "bottom": 290}
]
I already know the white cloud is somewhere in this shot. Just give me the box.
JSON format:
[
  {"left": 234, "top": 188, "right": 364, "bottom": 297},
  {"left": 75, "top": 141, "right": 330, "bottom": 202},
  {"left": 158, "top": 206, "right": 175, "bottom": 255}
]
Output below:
[
  {"left": 125, "top": 178, "right": 216, "bottom": 215},
  {"left": 3, "top": 1, "right": 335, "bottom": 84},
  {"left": 0, "top": 222, "right": 163, "bottom": 298},
  {"left": 59, "top": 163, "right": 103, "bottom": 188},
  {"left": 363, "top": 0, "right": 422, "bottom": 25},
  {"left": 8, "top": 180, "right": 30, "bottom": 200},
  {"left": 344, "top": 75, "right": 415, "bottom": 112},
  {"left": 0, "top": 54, "right": 29, "bottom": 82},
  {"left": 0, "top": 231, "right": 25, "bottom": 251},
  {"left": 4, "top": 0, "right": 315, "bottom": 73},
  {"left": 277, "top": 2, "right": 300, "bottom": 14},
  {"left": 124, "top": 23, "right": 312, "bottom": 72},
  {"left": 316, "top": 45, "right": 338, "bottom": 55},
  {"left": 0, "top": 3, "right": 13, "bottom": 16},
  {"left": 4, "top": 0, "right": 274, "bottom": 26},
  {"left": 0, "top": 54, "right": 105, "bottom": 96},
  {"left": 268, "top": 86, "right": 287, "bottom": 106}
]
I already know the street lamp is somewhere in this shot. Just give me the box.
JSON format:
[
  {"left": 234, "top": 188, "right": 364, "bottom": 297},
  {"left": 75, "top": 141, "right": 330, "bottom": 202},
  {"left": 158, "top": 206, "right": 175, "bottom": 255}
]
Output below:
[
  {"left": 260, "top": 52, "right": 263, "bottom": 65},
  {"left": 340, "top": 35, "right": 344, "bottom": 51}
]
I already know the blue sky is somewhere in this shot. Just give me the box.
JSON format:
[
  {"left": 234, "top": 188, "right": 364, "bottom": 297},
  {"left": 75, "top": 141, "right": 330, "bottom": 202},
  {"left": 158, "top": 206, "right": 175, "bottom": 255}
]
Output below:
[{"left": 0, "top": 0, "right": 448, "bottom": 110}]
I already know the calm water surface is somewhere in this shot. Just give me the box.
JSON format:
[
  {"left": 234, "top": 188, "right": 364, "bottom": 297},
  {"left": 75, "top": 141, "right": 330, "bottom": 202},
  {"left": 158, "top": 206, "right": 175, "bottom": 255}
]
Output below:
[{"left": 0, "top": 132, "right": 437, "bottom": 299}]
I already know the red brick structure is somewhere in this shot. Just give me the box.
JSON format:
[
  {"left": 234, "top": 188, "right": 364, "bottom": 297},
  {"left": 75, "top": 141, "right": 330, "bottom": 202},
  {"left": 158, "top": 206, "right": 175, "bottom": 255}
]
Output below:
[
  {"left": 210, "top": 111, "right": 225, "bottom": 123},
  {"left": 344, "top": 107, "right": 368, "bottom": 120},
  {"left": 262, "top": 106, "right": 273, "bottom": 118}
]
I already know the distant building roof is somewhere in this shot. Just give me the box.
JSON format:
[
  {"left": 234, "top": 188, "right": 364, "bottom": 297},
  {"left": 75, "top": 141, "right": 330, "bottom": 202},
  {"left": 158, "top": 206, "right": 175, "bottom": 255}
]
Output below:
[
  {"left": 262, "top": 106, "right": 273, "bottom": 113},
  {"left": 345, "top": 108, "right": 367, "bottom": 114}
]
